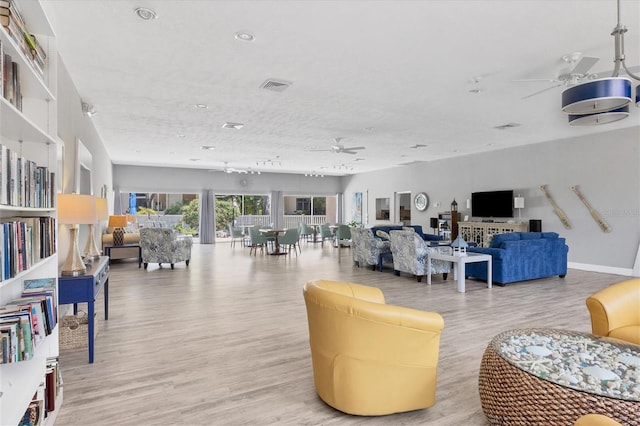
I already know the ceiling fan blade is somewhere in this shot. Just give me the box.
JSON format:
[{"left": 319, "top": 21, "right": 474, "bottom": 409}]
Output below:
[
  {"left": 342, "top": 150, "right": 358, "bottom": 155},
  {"left": 571, "top": 57, "right": 599, "bottom": 75},
  {"left": 521, "top": 83, "right": 563, "bottom": 100},
  {"left": 309, "top": 149, "right": 331, "bottom": 152},
  {"left": 345, "top": 146, "right": 365, "bottom": 151}
]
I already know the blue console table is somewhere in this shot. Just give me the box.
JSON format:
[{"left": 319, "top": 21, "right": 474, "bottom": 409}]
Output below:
[{"left": 58, "top": 256, "right": 109, "bottom": 363}]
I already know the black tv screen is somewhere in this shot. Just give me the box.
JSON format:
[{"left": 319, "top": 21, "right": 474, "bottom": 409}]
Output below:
[{"left": 471, "top": 190, "right": 514, "bottom": 218}]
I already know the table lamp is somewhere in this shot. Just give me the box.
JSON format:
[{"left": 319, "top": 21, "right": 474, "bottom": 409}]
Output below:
[
  {"left": 108, "top": 215, "right": 128, "bottom": 245},
  {"left": 84, "top": 197, "right": 108, "bottom": 259},
  {"left": 514, "top": 195, "right": 525, "bottom": 222},
  {"left": 58, "top": 194, "right": 97, "bottom": 276}
]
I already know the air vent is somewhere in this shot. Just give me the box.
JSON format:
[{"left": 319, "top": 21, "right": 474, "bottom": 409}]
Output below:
[
  {"left": 260, "top": 79, "right": 291, "bottom": 92},
  {"left": 222, "top": 122, "right": 244, "bottom": 130},
  {"left": 494, "top": 122, "right": 521, "bottom": 130}
]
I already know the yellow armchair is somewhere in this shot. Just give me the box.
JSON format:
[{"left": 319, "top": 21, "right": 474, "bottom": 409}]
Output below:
[
  {"left": 586, "top": 278, "right": 640, "bottom": 345},
  {"left": 302, "top": 279, "right": 445, "bottom": 416},
  {"left": 574, "top": 414, "right": 623, "bottom": 426}
]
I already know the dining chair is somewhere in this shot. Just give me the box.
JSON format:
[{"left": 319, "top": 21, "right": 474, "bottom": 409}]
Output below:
[
  {"left": 248, "top": 226, "right": 268, "bottom": 256},
  {"left": 278, "top": 228, "right": 301, "bottom": 256},
  {"left": 229, "top": 225, "right": 245, "bottom": 248},
  {"left": 334, "top": 224, "right": 351, "bottom": 248},
  {"left": 299, "top": 222, "right": 315, "bottom": 243},
  {"left": 319, "top": 223, "right": 334, "bottom": 247}
]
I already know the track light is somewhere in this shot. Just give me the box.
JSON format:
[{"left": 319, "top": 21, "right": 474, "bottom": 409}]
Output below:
[{"left": 81, "top": 101, "right": 96, "bottom": 117}]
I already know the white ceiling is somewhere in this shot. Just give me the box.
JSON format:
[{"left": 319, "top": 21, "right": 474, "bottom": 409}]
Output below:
[{"left": 42, "top": 0, "right": 640, "bottom": 176}]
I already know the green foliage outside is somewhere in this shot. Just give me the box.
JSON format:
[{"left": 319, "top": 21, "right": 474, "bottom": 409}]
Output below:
[
  {"left": 164, "top": 201, "right": 184, "bottom": 215},
  {"left": 181, "top": 198, "right": 200, "bottom": 231},
  {"left": 136, "top": 207, "right": 157, "bottom": 216}
]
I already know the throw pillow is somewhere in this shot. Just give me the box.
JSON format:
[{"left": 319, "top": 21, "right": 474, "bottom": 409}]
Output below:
[
  {"left": 376, "top": 230, "right": 390, "bottom": 240},
  {"left": 112, "top": 227, "right": 125, "bottom": 245}
]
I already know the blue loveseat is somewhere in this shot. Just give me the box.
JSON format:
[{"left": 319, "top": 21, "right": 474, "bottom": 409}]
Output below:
[
  {"left": 370, "top": 225, "right": 443, "bottom": 242},
  {"left": 465, "top": 232, "right": 568, "bottom": 285}
]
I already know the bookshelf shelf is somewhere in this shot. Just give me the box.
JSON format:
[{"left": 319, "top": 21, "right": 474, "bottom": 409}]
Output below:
[{"left": 0, "top": 0, "right": 61, "bottom": 423}]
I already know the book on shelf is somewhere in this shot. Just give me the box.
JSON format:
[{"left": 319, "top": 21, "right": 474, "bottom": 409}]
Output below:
[
  {"left": 0, "top": 0, "right": 46, "bottom": 78},
  {"left": 0, "top": 144, "right": 55, "bottom": 208}
]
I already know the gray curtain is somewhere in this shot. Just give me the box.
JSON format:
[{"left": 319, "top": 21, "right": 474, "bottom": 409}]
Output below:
[
  {"left": 336, "top": 192, "right": 343, "bottom": 224},
  {"left": 113, "top": 185, "right": 122, "bottom": 214},
  {"left": 270, "top": 190, "right": 283, "bottom": 229},
  {"left": 199, "top": 189, "right": 215, "bottom": 244}
]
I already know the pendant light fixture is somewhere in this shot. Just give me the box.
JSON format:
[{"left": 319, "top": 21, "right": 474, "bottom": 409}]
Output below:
[{"left": 561, "top": 0, "right": 639, "bottom": 125}]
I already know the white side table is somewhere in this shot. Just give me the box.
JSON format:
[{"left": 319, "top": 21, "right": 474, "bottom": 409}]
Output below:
[{"left": 427, "top": 252, "right": 492, "bottom": 292}]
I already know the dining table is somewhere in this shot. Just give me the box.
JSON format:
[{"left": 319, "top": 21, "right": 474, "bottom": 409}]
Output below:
[{"left": 259, "top": 228, "right": 287, "bottom": 255}]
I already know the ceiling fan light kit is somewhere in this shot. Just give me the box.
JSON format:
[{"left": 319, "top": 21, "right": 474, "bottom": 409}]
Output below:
[
  {"left": 561, "top": 0, "right": 640, "bottom": 126},
  {"left": 567, "top": 105, "right": 630, "bottom": 126},
  {"left": 561, "top": 77, "right": 632, "bottom": 114}
]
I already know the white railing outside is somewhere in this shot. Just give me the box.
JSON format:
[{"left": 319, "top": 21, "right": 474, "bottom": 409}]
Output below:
[
  {"left": 234, "top": 215, "right": 271, "bottom": 226},
  {"left": 283, "top": 215, "right": 328, "bottom": 229}
]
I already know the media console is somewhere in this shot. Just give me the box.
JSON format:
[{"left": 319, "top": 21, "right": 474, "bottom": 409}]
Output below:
[{"left": 458, "top": 221, "right": 528, "bottom": 247}]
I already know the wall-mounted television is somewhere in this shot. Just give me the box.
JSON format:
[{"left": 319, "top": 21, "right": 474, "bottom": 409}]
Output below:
[{"left": 471, "top": 190, "right": 514, "bottom": 218}]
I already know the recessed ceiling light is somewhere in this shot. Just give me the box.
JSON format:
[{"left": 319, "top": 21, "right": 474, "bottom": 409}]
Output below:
[
  {"left": 134, "top": 7, "right": 158, "bottom": 20},
  {"left": 364, "top": 126, "right": 374, "bottom": 131},
  {"left": 195, "top": 104, "right": 208, "bottom": 109},
  {"left": 201, "top": 145, "right": 216, "bottom": 150},
  {"left": 176, "top": 134, "right": 186, "bottom": 138},
  {"left": 235, "top": 31, "right": 255, "bottom": 42},
  {"left": 189, "top": 158, "right": 200, "bottom": 162},
  {"left": 222, "top": 122, "right": 244, "bottom": 129},
  {"left": 494, "top": 122, "right": 521, "bottom": 130},
  {"left": 469, "top": 88, "right": 483, "bottom": 94}
]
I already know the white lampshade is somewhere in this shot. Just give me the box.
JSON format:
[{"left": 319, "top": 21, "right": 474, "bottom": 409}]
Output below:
[
  {"left": 58, "top": 194, "right": 97, "bottom": 225},
  {"left": 96, "top": 197, "right": 109, "bottom": 221},
  {"left": 514, "top": 197, "right": 525, "bottom": 209}
]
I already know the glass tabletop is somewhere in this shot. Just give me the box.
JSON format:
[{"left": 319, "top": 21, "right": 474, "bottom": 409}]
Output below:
[{"left": 491, "top": 328, "right": 640, "bottom": 401}]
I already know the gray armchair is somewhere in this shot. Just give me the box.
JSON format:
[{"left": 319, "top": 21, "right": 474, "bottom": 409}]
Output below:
[
  {"left": 140, "top": 227, "right": 192, "bottom": 269},
  {"left": 350, "top": 228, "right": 391, "bottom": 271},
  {"left": 389, "top": 230, "right": 450, "bottom": 282}
]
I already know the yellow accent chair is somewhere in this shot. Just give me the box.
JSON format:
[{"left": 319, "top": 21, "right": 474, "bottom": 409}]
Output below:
[
  {"left": 586, "top": 278, "right": 640, "bottom": 345},
  {"left": 574, "top": 414, "right": 623, "bottom": 426},
  {"left": 302, "top": 279, "right": 445, "bottom": 416}
]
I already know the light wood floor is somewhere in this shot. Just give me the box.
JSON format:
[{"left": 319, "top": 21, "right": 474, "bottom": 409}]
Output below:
[{"left": 55, "top": 242, "right": 626, "bottom": 425}]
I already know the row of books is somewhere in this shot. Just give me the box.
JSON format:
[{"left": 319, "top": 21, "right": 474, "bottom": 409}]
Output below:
[
  {"left": 19, "top": 357, "right": 61, "bottom": 426},
  {"left": 0, "top": 144, "right": 55, "bottom": 208},
  {"left": 1, "top": 39, "right": 21, "bottom": 110},
  {"left": 0, "top": 277, "right": 57, "bottom": 364},
  {"left": 0, "top": 0, "right": 46, "bottom": 77},
  {"left": 1, "top": 216, "right": 56, "bottom": 281}
]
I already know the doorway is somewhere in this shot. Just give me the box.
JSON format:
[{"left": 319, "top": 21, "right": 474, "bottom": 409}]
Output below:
[{"left": 395, "top": 192, "right": 411, "bottom": 225}]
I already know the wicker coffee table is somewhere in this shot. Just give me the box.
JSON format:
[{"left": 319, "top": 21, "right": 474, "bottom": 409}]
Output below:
[{"left": 478, "top": 328, "right": 640, "bottom": 425}]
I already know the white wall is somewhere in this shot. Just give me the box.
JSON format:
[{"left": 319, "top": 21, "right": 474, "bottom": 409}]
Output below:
[
  {"left": 343, "top": 126, "right": 640, "bottom": 274},
  {"left": 113, "top": 165, "right": 343, "bottom": 196}
]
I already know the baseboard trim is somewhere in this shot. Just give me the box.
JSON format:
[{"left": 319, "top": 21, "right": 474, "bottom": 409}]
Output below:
[{"left": 568, "top": 262, "right": 633, "bottom": 277}]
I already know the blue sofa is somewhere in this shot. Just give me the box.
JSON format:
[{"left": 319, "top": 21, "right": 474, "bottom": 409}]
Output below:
[
  {"left": 465, "top": 232, "right": 568, "bottom": 285},
  {"left": 370, "top": 225, "right": 443, "bottom": 242}
]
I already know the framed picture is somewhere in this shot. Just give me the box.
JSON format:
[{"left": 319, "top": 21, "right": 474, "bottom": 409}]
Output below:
[{"left": 352, "top": 192, "right": 362, "bottom": 225}]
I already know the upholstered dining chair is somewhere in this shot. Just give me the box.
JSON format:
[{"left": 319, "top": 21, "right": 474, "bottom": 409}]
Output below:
[
  {"left": 303, "top": 279, "right": 445, "bottom": 415},
  {"left": 586, "top": 278, "right": 640, "bottom": 345},
  {"left": 333, "top": 224, "right": 351, "bottom": 248},
  {"left": 278, "top": 227, "right": 300, "bottom": 255},
  {"left": 229, "top": 225, "right": 245, "bottom": 248},
  {"left": 299, "top": 222, "right": 315, "bottom": 243},
  {"left": 318, "top": 223, "right": 333, "bottom": 246},
  {"left": 248, "top": 226, "right": 268, "bottom": 256}
]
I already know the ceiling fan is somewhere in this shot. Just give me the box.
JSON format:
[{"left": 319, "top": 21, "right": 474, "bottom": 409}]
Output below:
[
  {"left": 209, "top": 162, "right": 248, "bottom": 174},
  {"left": 310, "top": 137, "right": 365, "bottom": 155},
  {"left": 516, "top": 53, "right": 599, "bottom": 99}
]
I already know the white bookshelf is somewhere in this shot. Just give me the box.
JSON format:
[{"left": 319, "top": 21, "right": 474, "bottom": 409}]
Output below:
[{"left": 0, "top": 0, "right": 60, "bottom": 424}]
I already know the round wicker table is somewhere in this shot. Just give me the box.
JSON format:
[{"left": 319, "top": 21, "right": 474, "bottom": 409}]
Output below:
[{"left": 478, "top": 328, "right": 640, "bottom": 425}]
